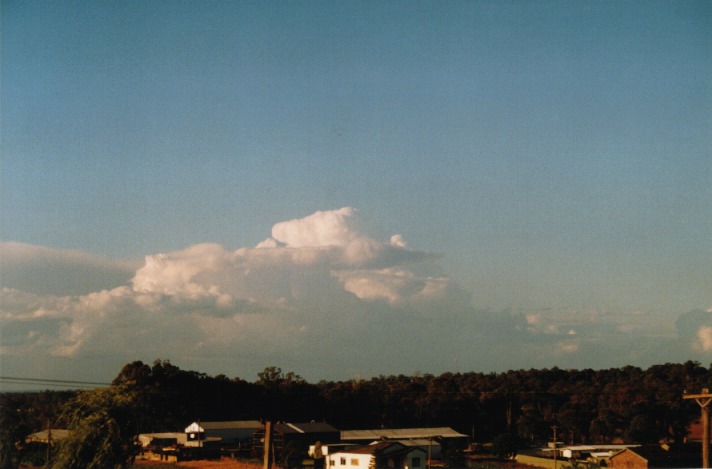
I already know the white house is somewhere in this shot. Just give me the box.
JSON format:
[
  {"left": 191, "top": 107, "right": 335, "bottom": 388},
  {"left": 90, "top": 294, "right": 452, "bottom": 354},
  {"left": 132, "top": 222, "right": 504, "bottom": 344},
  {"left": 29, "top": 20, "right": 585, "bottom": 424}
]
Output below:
[{"left": 328, "top": 441, "right": 428, "bottom": 469}]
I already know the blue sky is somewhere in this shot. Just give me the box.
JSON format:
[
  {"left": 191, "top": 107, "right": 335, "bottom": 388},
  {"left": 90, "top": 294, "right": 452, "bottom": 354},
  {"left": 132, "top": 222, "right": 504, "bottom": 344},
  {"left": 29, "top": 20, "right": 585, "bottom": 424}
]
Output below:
[{"left": 1, "top": 1, "right": 711, "bottom": 387}]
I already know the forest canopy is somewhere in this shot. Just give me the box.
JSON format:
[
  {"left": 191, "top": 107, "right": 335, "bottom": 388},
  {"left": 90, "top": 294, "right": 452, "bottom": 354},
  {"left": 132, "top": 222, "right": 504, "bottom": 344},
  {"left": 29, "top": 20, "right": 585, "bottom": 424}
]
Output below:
[{"left": 1, "top": 361, "right": 710, "bottom": 467}]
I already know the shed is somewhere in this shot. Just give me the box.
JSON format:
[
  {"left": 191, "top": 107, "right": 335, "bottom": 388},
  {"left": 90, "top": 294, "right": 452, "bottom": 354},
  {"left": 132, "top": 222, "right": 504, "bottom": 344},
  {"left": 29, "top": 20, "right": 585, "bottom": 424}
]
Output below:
[
  {"left": 138, "top": 432, "right": 187, "bottom": 448},
  {"left": 253, "top": 422, "right": 340, "bottom": 459},
  {"left": 341, "top": 427, "right": 467, "bottom": 444},
  {"left": 184, "top": 420, "right": 262, "bottom": 447}
]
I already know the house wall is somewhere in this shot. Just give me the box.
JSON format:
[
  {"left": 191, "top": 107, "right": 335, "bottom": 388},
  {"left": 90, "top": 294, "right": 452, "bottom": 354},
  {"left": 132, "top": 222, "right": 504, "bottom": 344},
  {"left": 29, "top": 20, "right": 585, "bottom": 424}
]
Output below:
[
  {"left": 328, "top": 452, "right": 372, "bottom": 469},
  {"left": 609, "top": 450, "right": 648, "bottom": 469},
  {"left": 404, "top": 449, "right": 427, "bottom": 469}
]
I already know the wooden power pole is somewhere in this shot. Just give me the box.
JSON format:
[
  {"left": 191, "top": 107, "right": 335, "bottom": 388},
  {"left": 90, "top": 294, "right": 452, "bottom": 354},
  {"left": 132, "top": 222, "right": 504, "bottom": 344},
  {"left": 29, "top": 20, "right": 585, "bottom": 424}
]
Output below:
[
  {"left": 684, "top": 389, "right": 712, "bottom": 468},
  {"left": 263, "top": 421, "right": 273, "bottom": 469},
  {"left": 552, "top": 425, "right": 557, "bottom": 469}
]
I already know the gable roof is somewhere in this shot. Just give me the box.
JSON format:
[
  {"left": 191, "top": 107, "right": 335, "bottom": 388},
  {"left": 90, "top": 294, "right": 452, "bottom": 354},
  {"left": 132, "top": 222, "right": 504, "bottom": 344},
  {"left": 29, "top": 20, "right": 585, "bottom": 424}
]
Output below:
[{"left": 333, "top": 441, "right": 407, "bottom": 456}]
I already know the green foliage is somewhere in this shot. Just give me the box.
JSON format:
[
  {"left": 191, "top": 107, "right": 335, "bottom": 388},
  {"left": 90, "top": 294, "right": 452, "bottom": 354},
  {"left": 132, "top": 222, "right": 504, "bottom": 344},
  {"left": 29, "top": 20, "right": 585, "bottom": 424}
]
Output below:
[
  {"left": 491, "top": 432, "right": 520, "bottom": 459},
  {"left": 1, "top": 390, "right": 75, "bottom": 468},
  {"left": 280, "top": 440, "right": 305, "bottom": 469},
  {"left": 0, "top": 404, "right": 22, "bottom": 469},
  {"left": 53, "top": 386, "right": 140, "bottom": 468},
  {"left": 624, "top": 414, "right": 660, "bottom": 444},
  {"left": 3, "top": 359, "right": 710, "bottom": 468}
]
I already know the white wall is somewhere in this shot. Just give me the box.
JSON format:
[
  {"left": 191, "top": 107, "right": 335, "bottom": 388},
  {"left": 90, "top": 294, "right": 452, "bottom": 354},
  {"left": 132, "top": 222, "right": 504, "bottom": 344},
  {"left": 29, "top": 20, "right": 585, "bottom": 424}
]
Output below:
[{"left": 328, "top": 452, "right": 372, "bottom": 469}]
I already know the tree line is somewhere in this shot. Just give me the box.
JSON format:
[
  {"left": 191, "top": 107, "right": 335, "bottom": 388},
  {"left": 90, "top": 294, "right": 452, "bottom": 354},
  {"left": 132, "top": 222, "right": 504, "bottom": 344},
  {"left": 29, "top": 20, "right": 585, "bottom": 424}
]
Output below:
[{"left": 1, "top": 360, "right": 710, "bottom": 467}]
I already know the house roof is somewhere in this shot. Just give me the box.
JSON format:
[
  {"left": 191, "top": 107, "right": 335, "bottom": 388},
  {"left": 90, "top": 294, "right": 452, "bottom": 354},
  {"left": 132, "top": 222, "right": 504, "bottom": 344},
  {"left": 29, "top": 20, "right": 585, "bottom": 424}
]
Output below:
[
  {"left": 390, "top": 439, "right": 441, "bottom": 448},
  {"left": 25, "top": 429, "right": 70, "bottom": 444},
  {"left": 185, "top": 420, "right": 262, "bottom": 432},
  {"left": 333, "top": 441, "right": 407, "bottom": 456},
  {"left": 342, "top": 427, "right": 466, "bottom": 441},
  {"left": 275, "top": 422, "right": 339, "bottom": 434}
]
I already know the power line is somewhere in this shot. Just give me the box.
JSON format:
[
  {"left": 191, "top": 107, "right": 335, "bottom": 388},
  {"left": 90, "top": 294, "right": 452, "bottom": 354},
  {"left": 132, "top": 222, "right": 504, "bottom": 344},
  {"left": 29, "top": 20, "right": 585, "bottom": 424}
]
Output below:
[{"left": 0, "top": 376, "right": 111, "bottom": 389}]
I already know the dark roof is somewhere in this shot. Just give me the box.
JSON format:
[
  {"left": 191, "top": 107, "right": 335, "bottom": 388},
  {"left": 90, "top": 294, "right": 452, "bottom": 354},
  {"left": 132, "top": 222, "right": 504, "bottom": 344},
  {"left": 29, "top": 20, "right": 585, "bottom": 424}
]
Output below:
[
  {"left": 275, "top": 422, "right": 339, "bottom": 434},
  {"left": 198, "top": 420, "right": 262, "bottom": 430},
  {"left": 334, "top": 442, "right": 406, "bottom": 455},
  {"left": 334, "top": 441, "right": 429, "bottom": 457}
]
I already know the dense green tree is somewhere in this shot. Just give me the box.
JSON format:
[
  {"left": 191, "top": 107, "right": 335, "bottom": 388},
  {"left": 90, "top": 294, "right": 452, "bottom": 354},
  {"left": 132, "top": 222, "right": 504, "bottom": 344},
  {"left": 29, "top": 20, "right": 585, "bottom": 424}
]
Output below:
[
  {"left": 491, "top": 433, "right": 520, "bottom": 459},
  {"left": 4, "top": 359, "right": 711, "bottom": 467},
  {"left": 0, "top": 400, "right": 23, "bottom": 469},
  {"left": 624, "top": 414, "right": 660, "bottom": 444},
  {"left": 53, "top": 386, "right": 140, "bottom": 468}
]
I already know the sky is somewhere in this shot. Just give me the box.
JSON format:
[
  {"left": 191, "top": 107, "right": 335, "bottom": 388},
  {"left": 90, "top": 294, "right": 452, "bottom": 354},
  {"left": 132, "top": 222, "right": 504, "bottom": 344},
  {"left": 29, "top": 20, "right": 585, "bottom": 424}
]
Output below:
[{"left": 1, "top": 1, "right": 711, "bottom": 390}]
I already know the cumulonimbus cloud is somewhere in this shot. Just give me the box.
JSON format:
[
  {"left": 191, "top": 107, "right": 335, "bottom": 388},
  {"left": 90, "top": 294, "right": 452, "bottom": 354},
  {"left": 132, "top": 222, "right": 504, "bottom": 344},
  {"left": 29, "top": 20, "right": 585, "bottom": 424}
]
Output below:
[
  {"left": 676, "top": 309, "right": 712, "bottom": 353},
  {"left": 0, "top": 208, "right": 465, "bottom": 367},
  {"left": 1, "top": 208, "right": 709, "bottom": 381}
]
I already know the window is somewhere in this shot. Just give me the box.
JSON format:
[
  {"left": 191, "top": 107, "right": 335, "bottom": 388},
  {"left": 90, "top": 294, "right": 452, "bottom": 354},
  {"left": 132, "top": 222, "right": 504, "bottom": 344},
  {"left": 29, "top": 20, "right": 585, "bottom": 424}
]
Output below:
[
  {"left": 330, "top": 460, "right": 335, "bottom": 467},
  {"left": 340, "top": 458, "right": 346, "bottom": 465},
  {"left": 412, "top": 457, "right": 421, "bottom": 468},
  {"left": 351, "top": 459, "right": 359, "bottom": 466}
]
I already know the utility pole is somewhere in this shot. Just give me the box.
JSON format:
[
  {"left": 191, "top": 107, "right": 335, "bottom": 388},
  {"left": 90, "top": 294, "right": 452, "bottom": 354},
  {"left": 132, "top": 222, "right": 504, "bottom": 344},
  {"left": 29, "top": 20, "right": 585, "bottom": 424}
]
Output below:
[
  {"left": 427, "top": 436, "right": 432, "bottom": 469},
  {"left": 684, "top": 389, "right": 712, "bottom": 468},
  {"left": 551, "top": 425, "right": 557, "bottom": 469},
  {"left": 198, "top": 418, "right": 202, "bottom": 449},
  {"left": 263, "top": 421, "right": 273, "bottom": 469},
  {"left": 46, "top": 419, "right": 52, "bottom": 468}
]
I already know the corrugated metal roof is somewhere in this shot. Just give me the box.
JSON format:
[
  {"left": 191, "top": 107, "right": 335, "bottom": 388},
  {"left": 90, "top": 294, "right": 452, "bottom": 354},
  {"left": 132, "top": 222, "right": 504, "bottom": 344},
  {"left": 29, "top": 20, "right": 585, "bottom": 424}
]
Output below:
[
  {"left": 342, "top": 427, "right": 466, "bottom": 440},
  {"left": 334, "top": 441, "right": 404, "bottom": 455},
  {"left": 276, "top": 422, "right": 339, "bottom": 434},
  {"left": 187, "top": 420, "right": 262, "bottom": 432},
  {"left": 25, "top": 429, "right": 70, "bottom": 443}
]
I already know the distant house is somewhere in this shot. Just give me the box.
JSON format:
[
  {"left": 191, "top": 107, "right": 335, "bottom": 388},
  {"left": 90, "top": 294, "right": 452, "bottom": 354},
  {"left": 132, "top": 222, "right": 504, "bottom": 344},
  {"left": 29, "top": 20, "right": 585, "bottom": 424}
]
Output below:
[
  {"left": 184, "top": 420, "right": 262, "bottom": 448},
  {"left": 24, "top": 429, "right": 70, "bottom": 445},
  {"left": 559, "top": 444, "right": 637, "bottom": 465},
  {"left": 253, "top": 422, "right": 340, "bottom": 459},
  {"left": 609, "top": 444, "right": 701, "bottom": 468},
  {"left": 328, "top": 441, "right": 428, "bottom": 469},
  {"left": 138, "top": 432, "right": 187, "bottom": 449},
  {"left": 517, "top": 444, "right": 640, "bottom": 468},
  {"left": 340, "top": 427, "right": 466, "bottom": 462}
]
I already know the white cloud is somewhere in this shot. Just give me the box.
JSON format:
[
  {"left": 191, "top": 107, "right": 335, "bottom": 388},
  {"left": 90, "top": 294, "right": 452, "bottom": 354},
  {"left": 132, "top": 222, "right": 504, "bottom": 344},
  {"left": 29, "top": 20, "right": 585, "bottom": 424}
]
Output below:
[
  {"left": 0, "top": 208, "right": 467, "bottom": 377},
  {"left": 1, "top": 208, "right": 709, "bottom": 382},
  {"left": 696, "top": 326, "right": 712, "bottom": 352},
  {"left": 270, "top": 207, "right": 364, "bottom": 248},
  {"left": 556, "top": 340, "right": 580, "bottom": 354}
]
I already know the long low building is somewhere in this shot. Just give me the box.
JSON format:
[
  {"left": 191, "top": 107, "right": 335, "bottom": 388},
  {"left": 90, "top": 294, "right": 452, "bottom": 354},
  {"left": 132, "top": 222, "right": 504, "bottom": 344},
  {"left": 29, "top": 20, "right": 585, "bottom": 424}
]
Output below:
[
  {"left": 341, "top": 427, "right": 467, "bottom": 444},
  {"left": 138, "top": 432, "right": 187, "bottom": 448},
  {"left": 184, "top": 420, "right": 263, "bottom": 447}
]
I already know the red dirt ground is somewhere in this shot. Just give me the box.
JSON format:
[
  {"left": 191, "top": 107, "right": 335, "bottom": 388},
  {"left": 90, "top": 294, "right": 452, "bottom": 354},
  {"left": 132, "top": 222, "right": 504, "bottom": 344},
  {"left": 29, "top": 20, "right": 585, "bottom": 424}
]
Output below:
[{"left": 134, "top": 458, "right": 263, "bottom": 468}]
